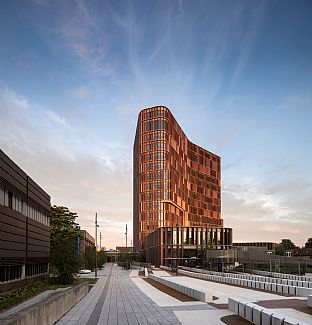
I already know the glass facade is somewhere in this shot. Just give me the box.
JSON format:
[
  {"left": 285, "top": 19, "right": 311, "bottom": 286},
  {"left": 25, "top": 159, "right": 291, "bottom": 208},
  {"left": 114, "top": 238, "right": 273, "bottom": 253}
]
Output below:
[{"left": 144, "top": 226, "right": 233, "bottom": 267}]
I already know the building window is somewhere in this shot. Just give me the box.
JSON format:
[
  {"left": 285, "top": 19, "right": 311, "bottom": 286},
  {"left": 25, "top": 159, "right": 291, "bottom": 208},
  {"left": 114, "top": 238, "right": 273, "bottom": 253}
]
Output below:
[
  {"left": 0, "top": 186, "right": 4, "bottom": 206},
  {"left": 8, "top": 191, "right": 13, "bottom": 209}
]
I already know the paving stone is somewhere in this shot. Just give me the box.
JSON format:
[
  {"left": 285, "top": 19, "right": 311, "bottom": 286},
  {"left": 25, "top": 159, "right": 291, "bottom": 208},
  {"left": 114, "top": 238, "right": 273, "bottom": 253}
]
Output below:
[{"left": 56, "top": 263, "right": 218, "bottom": 325}]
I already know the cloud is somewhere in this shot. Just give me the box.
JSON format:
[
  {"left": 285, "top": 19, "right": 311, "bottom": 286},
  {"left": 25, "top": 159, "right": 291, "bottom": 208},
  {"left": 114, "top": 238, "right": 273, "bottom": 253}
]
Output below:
[
  {"left": 55, "top": 0, "right": 114, "bottom": 77},
  {"left": 229, "top": 2, "right": 267, "bottom": 88},
  {"left": 0, "top": 87, "right": 29, "bottom": 110},
  {"left": 147, "top": 37, "right": 169, "bottom": 65},
  {"left": 71, "top": 86, "right": 92, "bottom": 99},
  {"left": 32, "top": 0, "right": 49, "bottom": 7},
  {"left": 0, "top": 86, "right": 132, "bottom": 249},
  {"left": 223, "top": 172, "right": 312, "bottom": 246},
  {"left": 44, "top": 109, "right": 67, "bottom": 126}
]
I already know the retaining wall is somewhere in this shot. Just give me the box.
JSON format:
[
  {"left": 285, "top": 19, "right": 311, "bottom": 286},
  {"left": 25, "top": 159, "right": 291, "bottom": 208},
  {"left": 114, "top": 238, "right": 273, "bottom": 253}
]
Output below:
[{"left": 0, "top": 282, "right": 89, "bottom": 325}]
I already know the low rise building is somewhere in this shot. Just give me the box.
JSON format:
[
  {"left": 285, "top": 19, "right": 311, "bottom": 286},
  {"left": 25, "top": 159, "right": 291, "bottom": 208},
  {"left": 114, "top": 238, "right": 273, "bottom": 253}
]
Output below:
[
  {"left": 0, "top": 149, "right": 50, "bottom": 291},
  {"left": 79, "top": 229, "right": 95, "bottom": 255},
  {"left": 233, "top": 242, "right": 278, "bottom": 253},
  {"left": 144, "top": 226, "right": 232, "bottom": 267}
]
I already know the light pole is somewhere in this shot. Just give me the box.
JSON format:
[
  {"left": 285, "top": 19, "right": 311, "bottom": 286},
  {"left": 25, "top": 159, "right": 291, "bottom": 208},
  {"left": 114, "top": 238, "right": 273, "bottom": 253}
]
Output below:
[
  {"left": 100, "top": 232, "right": 102, "bottom": 250},
  {"left": 95, "top": 213, "right": 99, "bottom": 277},
  {"left": 125, "top": 224, "right": 128, "bottom": 247}
]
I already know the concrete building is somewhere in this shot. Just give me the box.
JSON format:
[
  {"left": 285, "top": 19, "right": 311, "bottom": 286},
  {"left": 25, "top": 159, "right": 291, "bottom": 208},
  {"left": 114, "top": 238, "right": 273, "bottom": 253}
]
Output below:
[
  {"left": 133, "top": 106, "right": 232, "bottom": 266},
  {"left": 233, "top": 242, "right": 278, "bottom": 252},
  {"left": 0, "top": 149, "right": 50, "bottom": 291}
]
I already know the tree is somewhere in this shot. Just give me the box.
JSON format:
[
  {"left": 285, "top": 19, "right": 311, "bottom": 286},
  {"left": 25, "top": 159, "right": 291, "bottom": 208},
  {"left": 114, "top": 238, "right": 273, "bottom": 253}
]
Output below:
[
  {"left": 280, "top": 239, "right": 296, "bottom": 250},
  {"left": 305, "top": 238, "right": 312, "bottom": 248},
  {"left": 84, "top": 246, "right": 96, "bottom": 271},
  {"left": 98, "top": 250, "right": 107, "bottom": 269},
  {"left": 50, "top": 206, "right": 81, "bottom": 284},
  {"left": 275, "top": 244, "right": 286, "bottom": 256},
  {"left": 275, "top": 239, "right": 296, "bottom": 256}
]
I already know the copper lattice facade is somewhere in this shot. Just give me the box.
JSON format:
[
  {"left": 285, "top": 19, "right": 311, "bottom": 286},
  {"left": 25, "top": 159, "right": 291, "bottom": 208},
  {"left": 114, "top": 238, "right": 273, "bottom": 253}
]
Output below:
[{"left": 133, "top": 106, "right": 225, "bottom": 251}]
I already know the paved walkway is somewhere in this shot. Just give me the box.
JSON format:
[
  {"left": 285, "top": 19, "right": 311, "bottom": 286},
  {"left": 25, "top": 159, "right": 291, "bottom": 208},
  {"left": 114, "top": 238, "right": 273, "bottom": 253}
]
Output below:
[{"left": 57, "top": 263, "right": 215, "bottom": 325}]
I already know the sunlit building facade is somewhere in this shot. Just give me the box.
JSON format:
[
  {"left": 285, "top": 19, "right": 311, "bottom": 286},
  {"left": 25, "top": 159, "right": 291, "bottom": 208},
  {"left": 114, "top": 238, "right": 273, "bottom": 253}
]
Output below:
[{"left": 133, "top": 106, "right": 226, "bottom": 252}]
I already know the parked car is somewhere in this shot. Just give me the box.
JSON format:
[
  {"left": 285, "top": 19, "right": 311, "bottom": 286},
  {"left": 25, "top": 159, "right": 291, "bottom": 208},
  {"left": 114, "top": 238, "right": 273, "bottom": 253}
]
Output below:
[{"left": 79, "top": 269, "right": 92, "bottom": 274}]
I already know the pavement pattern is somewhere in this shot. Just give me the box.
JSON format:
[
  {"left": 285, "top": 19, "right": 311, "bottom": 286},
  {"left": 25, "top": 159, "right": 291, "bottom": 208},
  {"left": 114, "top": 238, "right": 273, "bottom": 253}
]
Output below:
[{"left": 56, "top": 263, "right": 216, "bottom": 325}]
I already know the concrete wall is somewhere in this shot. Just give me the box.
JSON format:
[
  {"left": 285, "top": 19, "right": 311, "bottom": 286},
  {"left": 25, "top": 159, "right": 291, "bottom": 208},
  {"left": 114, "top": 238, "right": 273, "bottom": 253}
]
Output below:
[{"left": 0, "top": 282, "right": 89, "bottom": 325}]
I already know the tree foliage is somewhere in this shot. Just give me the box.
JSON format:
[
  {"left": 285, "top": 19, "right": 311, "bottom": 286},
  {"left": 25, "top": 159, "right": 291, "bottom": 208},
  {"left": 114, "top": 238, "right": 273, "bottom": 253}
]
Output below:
[
  {"left": 50, "top": 205, "right": 80, "bottom": 284},
  {"left": 83, "top": 247, "right": 107, "bottom": 271},
  {"left": 305, "top": 238, "right": 312, "bottom": 248},
  {"left": 84, "top": 246, "right": 96, "bottom": 271},
  {"left": 98, "top": 250, "right": 107, "bottom": 269},
  {"left": 275, "top": 239, "right": 296, "bottom": 256},
  {"left": 280, "top": 239, "right": 296, "bottom": 250}
]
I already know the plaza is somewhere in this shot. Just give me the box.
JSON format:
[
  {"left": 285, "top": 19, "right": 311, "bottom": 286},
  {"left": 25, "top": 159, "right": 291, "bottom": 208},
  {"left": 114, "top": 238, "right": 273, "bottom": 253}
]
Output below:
[{"left": 56, "top": 263, "right": 312, "bottom": 325}]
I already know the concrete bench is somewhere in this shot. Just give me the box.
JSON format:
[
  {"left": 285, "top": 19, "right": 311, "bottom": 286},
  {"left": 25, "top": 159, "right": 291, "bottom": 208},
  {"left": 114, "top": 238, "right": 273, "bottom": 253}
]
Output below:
[
  {"left": 148, "top": 274, "right": 211, "bottom": 302},
  {"left": 179, "top": 269, "right": 312, "bottom": 298},
  {"left": 308, "top": 295, "right": 312, "bottom": 307},
  {"left": 228, "top": 297, "right": 310, "bottom": 325}
]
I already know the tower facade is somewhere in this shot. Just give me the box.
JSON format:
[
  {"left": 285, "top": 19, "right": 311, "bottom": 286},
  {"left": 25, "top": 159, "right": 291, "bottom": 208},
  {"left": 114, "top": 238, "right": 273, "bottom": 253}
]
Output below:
[{"left": 133, "top": 106, "right": 223, "bottom": 251}]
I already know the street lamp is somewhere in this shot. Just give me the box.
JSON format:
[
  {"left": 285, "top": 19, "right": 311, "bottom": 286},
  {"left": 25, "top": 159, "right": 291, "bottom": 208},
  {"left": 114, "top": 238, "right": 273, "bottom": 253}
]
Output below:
[
  {"left": 95, "top": 213, "right": 100, "bottom": 277},
  {"left": 125, "top": 224, "right": 128, "bottom": 247}
]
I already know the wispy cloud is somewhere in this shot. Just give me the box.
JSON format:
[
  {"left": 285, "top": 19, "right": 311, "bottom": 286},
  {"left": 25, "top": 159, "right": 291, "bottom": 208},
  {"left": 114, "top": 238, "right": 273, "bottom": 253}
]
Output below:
[
  {"left": 55, "top": 0, "right": 114, "bottom": 77},
  {"left": 44, "top": 109, "right": 67, "bottom": 126},
  {"left": 229, "top": 2, "right": 267, "bottom": 88},
  {"left": 0, "top": 87, "right": 30, "bottom": 110},
  {"left": 0, "top": 86, "right": 132, "bottom": 249},
  {"left": 71, "top": 85, "right": 92, "bottom": 99},
  {"left": 223, "top": 170, "right": 312, "bottom": 246},
  {"left": 32, "top": 0, "right": 49, "bottom": 7}
]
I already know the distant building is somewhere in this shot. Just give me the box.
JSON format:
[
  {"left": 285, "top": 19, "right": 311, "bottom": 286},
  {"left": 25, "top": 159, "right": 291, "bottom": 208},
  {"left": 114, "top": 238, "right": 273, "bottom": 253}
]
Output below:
[
  {"left": 292, "top": 248, "right": 312, "bottom": 258},
  {"left": 116, "top": 246, "right": 134, "bottom": 253},
  {"left": 0, "top": 149, "right": 50, "bottom": 291},
  {"left": 79, "top": 229, "right": 95, "bottom": 255},
  {"left": 233, "top": 242, "right": 278, "bottom": 252},
  {"left": 133, "top": 106, "right": 232, "bottom": 266}
]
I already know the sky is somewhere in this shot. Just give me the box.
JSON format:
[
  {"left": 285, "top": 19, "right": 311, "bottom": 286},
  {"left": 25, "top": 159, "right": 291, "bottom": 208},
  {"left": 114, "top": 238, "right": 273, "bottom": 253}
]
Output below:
[{"left": 0, "top": 0, "right": 312, "bottom": 249}]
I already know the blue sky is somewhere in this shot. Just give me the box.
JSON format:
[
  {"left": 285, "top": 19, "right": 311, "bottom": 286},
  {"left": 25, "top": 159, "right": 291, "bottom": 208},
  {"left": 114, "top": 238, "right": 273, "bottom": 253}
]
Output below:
[{"left": 1, "top": 0, "right": 312, "bottom": 248}]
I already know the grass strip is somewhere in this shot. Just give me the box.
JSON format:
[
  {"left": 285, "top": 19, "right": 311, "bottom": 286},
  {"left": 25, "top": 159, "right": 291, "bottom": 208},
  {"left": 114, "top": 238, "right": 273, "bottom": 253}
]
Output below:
[{"left": 0, "top": 277, "right": 97, "bottom": 313}]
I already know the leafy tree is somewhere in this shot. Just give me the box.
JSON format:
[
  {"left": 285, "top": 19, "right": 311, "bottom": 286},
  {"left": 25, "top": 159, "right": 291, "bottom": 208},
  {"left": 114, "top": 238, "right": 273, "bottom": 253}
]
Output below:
[
  {"left": 304, "top": 238, "right": 312, "bottom": 248},
  {"left": 83, "top": 247, "right": 107, "bottom": 271},
  {"left": 280, "top": 239, "right": 296, "bottom": 250},
  {"left": 98, "top": 250, "right": 107, "bottom": 269},
  {"left": 84, "top": 246, "right": 96, "bottom": 271},
  {"left": 275, "top": 244, "right": 286, "bottom": 256},
  {"left": 50, "top": 206, "right": 80, "bottom": 284},
  {"left": 275, "top": 239, "right": 296, "bottom": 256}
]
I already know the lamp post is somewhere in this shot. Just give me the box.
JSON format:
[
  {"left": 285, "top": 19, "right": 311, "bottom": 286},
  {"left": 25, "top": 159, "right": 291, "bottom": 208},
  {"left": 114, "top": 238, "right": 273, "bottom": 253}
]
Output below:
[
  {"left": 100, "top": 232, "right": 102, "bottom": 250},
  {"left": 95, "top": 213, "right": 99, "bottom": 277},
  {"left": 125, "top": 224, "right": 128, "bottom": 247}
]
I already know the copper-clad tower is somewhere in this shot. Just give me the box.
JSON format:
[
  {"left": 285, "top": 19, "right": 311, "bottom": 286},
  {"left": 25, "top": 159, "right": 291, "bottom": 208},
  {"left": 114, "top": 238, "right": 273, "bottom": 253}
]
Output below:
[{"left": 133, "top": 106, "right": 223, "bottom": 251}]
